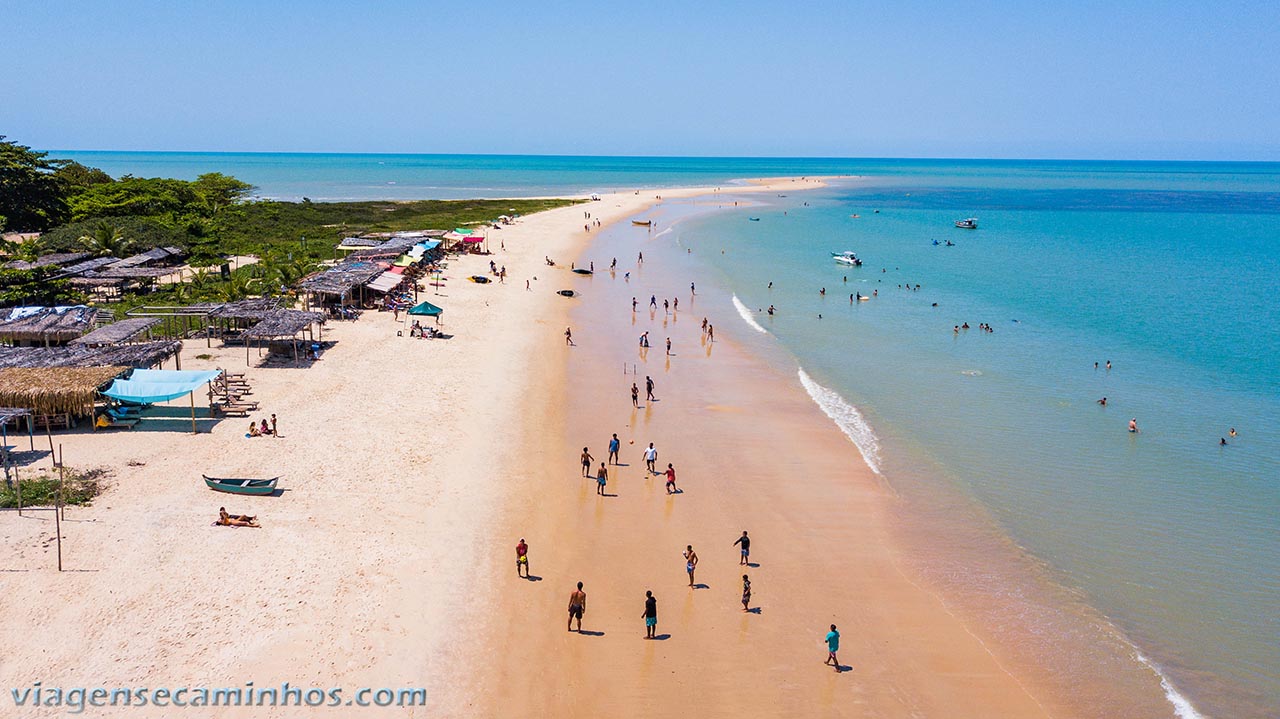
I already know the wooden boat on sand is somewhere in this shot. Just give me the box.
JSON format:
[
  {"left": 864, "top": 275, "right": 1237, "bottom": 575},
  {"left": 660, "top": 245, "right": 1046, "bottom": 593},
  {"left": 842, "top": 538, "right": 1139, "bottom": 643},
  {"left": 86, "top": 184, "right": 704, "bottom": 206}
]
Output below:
[{"left": 203, "top": 475, "right": 279, "bottom": 496}]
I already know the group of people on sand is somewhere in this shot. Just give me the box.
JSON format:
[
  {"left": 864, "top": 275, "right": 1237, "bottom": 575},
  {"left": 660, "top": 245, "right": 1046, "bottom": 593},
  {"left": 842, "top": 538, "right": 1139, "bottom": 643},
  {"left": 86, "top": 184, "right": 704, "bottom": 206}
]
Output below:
[{"left": 246, "top": 414, "right": 278, "bottom": 438}]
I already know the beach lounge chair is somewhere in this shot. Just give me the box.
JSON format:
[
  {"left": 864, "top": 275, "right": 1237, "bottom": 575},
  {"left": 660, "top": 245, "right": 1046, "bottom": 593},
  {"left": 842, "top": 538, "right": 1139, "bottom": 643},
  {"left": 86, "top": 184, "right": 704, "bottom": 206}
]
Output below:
[{"left": 96, "top": 415, "right": 139, "bottom": 430}]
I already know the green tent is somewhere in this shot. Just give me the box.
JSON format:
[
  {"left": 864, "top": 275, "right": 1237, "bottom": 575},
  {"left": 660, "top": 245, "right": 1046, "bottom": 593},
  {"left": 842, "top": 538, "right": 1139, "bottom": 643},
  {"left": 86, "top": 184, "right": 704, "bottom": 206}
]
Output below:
[{"left": 408, "top": 301, "right": 444, "bottom": 317}]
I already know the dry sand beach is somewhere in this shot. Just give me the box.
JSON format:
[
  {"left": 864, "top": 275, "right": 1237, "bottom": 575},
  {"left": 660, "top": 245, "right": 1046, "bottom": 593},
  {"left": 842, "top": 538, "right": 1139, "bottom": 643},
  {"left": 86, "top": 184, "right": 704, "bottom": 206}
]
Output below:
[{"left": 1, "top": 178, "right": 1171, "bottom": 717}]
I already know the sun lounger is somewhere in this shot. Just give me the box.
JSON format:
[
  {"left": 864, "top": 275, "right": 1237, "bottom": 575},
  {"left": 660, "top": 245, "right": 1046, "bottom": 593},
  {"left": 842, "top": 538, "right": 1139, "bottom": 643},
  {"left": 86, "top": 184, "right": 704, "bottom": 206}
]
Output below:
[{"left": 98, "top": 417, "right": 139, "bottom": 430}]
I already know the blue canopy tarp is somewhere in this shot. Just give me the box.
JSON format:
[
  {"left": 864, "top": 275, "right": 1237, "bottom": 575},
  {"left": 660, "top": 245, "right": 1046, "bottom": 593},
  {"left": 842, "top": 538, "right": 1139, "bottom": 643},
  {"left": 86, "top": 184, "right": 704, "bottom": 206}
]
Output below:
[{"left": 101, "top": 369, "right": 221, "bottom": 404}]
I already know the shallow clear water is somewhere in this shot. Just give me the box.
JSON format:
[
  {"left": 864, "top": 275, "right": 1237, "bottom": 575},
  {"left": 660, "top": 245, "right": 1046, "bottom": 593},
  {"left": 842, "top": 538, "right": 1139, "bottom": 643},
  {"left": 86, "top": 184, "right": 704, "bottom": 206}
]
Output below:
[{"left": 680, "top": 167, "right": 1280, "bottom": 717}]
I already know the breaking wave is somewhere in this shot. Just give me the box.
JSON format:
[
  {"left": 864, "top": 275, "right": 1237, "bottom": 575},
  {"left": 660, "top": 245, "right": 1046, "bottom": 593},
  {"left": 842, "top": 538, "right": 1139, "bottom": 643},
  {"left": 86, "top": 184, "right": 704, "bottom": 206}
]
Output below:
[
  {"left": 797, "top": 368, "right": 882, "bottom": 475},
  {"left": 732, "top": 294, "right": 768, "bottom": 334}
]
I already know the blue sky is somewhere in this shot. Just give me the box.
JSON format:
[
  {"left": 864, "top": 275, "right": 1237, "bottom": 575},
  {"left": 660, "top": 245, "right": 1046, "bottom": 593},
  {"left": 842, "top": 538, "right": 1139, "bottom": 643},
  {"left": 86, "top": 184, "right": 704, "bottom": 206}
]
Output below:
[{"left": 3, "top": 1, "right": 1278, "bottom": 159}]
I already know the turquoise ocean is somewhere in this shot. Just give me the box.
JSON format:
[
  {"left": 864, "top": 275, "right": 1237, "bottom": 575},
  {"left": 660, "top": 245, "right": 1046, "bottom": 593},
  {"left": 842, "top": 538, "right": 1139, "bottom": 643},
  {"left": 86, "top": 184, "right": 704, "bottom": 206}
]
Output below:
[{"left": 58, "top": 152, "right": 1280, "bottom": 717}]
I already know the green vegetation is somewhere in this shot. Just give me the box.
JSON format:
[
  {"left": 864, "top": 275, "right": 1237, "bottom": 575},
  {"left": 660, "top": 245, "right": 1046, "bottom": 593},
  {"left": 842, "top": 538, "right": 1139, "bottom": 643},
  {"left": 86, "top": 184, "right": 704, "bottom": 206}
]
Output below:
[
  {"left": 0, "top": 466, "right": 107, "bottom": 508},
  {"left": 0, "top": 135, "right": 579, "bottom": 310},
  {"left": 0, "top": 266, "right": 85, "bottom": 306}
]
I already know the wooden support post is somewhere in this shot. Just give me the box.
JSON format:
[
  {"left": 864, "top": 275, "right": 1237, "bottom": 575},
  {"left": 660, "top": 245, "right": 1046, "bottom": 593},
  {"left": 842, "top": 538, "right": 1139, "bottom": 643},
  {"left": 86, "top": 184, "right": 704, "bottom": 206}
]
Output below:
[
  {"left": 189, "top": 393, "right": 197, "bottom": 434},
  {"left": 13, "top": 459, "right": 21, "bottom": 517}
]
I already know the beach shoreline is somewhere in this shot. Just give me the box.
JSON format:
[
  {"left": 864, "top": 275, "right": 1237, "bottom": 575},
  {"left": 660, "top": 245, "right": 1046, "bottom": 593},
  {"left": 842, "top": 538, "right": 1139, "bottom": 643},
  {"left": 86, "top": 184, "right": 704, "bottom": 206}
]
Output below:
[{"left": 0, "top": 175, "right": 1188, "bottom": 718}]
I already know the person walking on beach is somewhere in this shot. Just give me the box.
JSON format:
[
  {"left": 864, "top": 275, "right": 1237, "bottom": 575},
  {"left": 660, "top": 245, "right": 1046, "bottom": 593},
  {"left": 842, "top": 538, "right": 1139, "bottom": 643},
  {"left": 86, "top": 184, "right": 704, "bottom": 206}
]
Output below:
[
  {"left": 707, "top": 324, "right": 714, "bottom": 342},
  {"left": 646, "top": 376, "right": 655, "bottom": 402},
  {"left": 565, "top": 327, "right": 574, "bottom": 346},
  {"left": 665, "top": 463, "right": 678, "bottom": 494},
  {"left": 631, "top": 383, "right": 640, "bottom": 407},
  {"left": 684, "top": 546, "right": 699, "bottom": 587},
  {"left": 666, "top": 337, "right": 672, "bottom": 356},
  {"left": 581, "top": 447, "right": 594, "bottom": 476},
  {"left": 638, "top": 252, "right": 644, "bottom": 264},
  {"left": 650, "top": 295, "right": 657, "bottom": 309},
  {"left": 663, "top": 299, "right": 670, "bottom": 314},
  {"left": 673, "top": 297, "right": 679, "bottom": 312},
  {"left": 825, "top": 625, "right": 841, "bottom": 670},
  {"left": 516, "top": 538, "right": 529, "bottom": 578},
  {"left": 597, "top": 462, "right": 609, "bottom": 495},
  {"left": 608, "top": 433, "right": 621, "bottom": 465},
  {"left": 644, "top": 443, "right": 658, "bottom": 474},
  {"left": 642, "top": 590, "right": 658, "bottom": 639},
  {"left": 691, "top": 282, "right": 696, "bottom": 295},
  {"left": 632, "top": 297, "right": 638, "bottom": 311},
  {"left": 741, "top": 574, "right": 752, "bottom": 611},
  {"left": 733, "top": 531, "right": 751, "bottom": 565},
  {"left": 568, "top": 582, "right": 587, "bottom": 632}
]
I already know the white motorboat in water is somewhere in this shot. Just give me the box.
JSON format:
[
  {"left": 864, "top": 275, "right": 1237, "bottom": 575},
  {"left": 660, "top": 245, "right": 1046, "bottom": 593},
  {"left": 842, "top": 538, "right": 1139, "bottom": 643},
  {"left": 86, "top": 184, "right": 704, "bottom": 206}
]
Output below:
[
  {"left": 954, "top": 217, "right": 978, "bottom": 229},
  {"left": 832, "top": 251, "right": 862, "bottom": 267}
]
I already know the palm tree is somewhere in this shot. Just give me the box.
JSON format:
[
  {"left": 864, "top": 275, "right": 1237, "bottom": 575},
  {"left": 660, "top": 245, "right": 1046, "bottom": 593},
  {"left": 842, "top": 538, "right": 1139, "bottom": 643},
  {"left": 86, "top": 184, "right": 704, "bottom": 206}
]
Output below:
[
  {"left": 14, "top": 235, "right": 50, "bottom": 262},
  {"left": 78, "top": 222, "right": 134, "bottom": 258}
]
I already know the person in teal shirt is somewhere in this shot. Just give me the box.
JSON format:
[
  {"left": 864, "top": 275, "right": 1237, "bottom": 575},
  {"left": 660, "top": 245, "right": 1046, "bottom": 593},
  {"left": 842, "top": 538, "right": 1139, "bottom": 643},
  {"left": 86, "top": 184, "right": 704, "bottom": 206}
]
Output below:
[{"left": 824, "top": 624, "right": 841, "bottom": 671}]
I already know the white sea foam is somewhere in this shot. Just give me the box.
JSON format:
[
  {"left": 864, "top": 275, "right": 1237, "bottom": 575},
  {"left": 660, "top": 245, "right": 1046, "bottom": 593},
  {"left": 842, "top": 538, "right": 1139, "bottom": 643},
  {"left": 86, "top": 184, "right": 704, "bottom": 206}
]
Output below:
[
  {"left": 1134, "top": 651, "right": 1206, "bottom": 719},
  {"left": 731, "top": 294, "right": 768, "bottom": 334},
  {"left": 797, "top": 368, "right": 882, "bottom": 475},
  {"left": 653, "top": 227, "right": 673, "bottom": 240}
]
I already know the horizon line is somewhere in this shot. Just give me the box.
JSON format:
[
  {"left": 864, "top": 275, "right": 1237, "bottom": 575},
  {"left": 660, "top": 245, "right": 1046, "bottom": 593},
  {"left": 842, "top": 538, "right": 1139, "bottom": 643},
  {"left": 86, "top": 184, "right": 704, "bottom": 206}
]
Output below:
[{"left": 44, "top": 149, "right": 1280, "bottom": 165}]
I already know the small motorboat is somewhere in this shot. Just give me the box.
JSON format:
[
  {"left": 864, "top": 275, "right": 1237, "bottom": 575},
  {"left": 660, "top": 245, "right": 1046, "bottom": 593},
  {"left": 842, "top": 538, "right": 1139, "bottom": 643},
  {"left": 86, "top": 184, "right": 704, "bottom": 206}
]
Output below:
[
  {"left": 954, "top": 218, "right": 978, "bottom": 229},
  {"left": 632, "top": 220, "right": 652, "bottom": 226},
  {"left": 831, "top": 251, "right": 863, "bottom": 267},
  {"left": 572, "top": 268, "right": 593, "bottom": 275},
  {"left": 203, "top": 475, "right": 279, "bottom": 496},
  {"left": 557, "top": 290, "right": 577, "bottom": 297},
  {"left": 748, "top": 217, "right": 761, "bottom": 222},
  {"left": 468, "top": 275, "right": 491, "bottom": 283}
]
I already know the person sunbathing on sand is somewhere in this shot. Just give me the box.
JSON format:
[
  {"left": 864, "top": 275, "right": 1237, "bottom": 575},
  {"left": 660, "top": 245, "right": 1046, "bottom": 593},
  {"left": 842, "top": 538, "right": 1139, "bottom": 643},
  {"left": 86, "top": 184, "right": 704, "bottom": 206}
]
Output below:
[{"left": 217, "top": 507, "right": 259, "bottom": 527}]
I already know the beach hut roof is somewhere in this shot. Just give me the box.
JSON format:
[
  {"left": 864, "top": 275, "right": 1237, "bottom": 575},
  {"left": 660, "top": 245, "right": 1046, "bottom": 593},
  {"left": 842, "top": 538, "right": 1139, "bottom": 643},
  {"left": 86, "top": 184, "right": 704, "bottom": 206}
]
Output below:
[
  {"left": 51, "top": 256, "right": 120, "bottom": 279},
  {"left": 0, "top": 366, "right": 128, "bottom": 416},
  {"left": 242, "top": 309, "right": 325, "bottom": 339},
  {"left": 366, "top": 271, "right": 405, "bottom": 294},
  {"left": 4, "top": 253, "right": 92, "bottom": 270},
  {"left": 107, "top": 246, "right": 184, "bottom": 269},
  {"left": 0, "top": 341, "right": 182, "bottom": 370},
  {"left": 206, "top": 297, "right": 283, "bottom": 321},
  {"left": 298, "top": 261, "right": 385, "bottom": 297},
  {"left": 0, "top": 306, "right": 100, "bottom": 344},
  {"left": 70, "top": 317, "right": 162, "bottom": 346},
  {"left": 339, "top": 236, "right": 384, "bottom": 248}
]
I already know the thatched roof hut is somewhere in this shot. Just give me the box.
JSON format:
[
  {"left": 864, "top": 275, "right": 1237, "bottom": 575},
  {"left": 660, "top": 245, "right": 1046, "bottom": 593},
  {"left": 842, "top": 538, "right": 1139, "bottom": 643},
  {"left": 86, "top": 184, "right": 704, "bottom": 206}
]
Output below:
[
  {"left": 0, "top": 341, "right": 181, "bottom": 369},
  {"left": 0, "top": 366, "right": 126, "bottom": 416},
  {"left": 207, "top": 297, "right": 283, "bottom": 321},
  {"left": 71, "top": 317, "right": 162, "bottom": 346},
  {"left": 299, "top": 261, "right": 384, "bottom": 297},
  {"left": 107, "top": 246, "right": 184, "bottom": 269},
  {"left": 52, "top": 256, "right": 119, "bottom": 279},
  {"left": 4, "top": 252, "right": 91, "bottom": 270},
  {"left": 0, "top": 306, "right": 100, "bottom": 346},
  {"left": 243, "top": 310, "right": 325, "bottom": 339}
]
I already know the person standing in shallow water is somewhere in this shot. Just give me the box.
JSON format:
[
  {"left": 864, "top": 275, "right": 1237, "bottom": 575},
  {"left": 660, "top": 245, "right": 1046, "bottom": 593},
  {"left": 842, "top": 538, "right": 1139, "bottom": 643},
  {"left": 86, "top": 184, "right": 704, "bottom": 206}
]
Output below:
[{"left": 642, "top": 591, "right": 658, "bottom": 639}]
